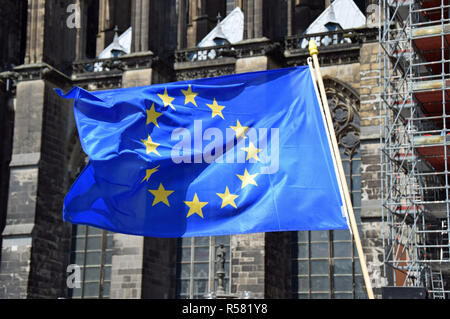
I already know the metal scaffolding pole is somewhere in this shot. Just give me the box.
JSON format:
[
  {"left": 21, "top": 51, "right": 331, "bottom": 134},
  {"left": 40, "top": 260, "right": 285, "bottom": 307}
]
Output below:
[{"left": 380, "top": 0, "right": 450, "bottom": 298}]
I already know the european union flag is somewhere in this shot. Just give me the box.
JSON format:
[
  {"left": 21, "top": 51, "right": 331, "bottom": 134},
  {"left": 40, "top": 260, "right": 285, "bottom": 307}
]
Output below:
[{"left": 57, "top": 66, "right": 348, "bottom": 237}]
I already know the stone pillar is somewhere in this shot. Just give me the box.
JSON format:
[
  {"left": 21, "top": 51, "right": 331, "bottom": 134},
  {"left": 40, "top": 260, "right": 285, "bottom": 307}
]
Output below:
[
  {"left": 108, "top": 57, "right": 176, "bottom": 299},
  {"left": 0, "top": 0, "right": 75, "bottom": 298},
  {"left": 231, "top": 232, "right": 291, "bottom": 299},
  {"left": 0, "top": 65, "right": 73, "bottom": 298},
  {"left": 141, "top": 237, "right": 177, "bottom": 298},
  {"left": 24, "top": 0, "right": 45, "bottom": 64},
  {"left": 0, "top": 1, "right": 27, "bottom": 69},
  {"left": 96, "top": 0, "right": 115, "bottom": 56},
  {"left": 243, "top": 0, "right": 263, "bottom": 40},
  {"left": 235, "top": 39, "right": 282, "bottom": 74},
  {"left": 186, "top": 0, "right": 209, "bottom": 48},
  {"left": 177, "top": 0, "right": 187, "bottom": 49},
  {"left": 236, "top": 55, "right": 268, "bottom": 74},
  {"left": 109, "top": 234, "right": 145, "bottom": 298},
  {"left": 122, "top": 67, "right": 153, "bottom": 88},
  {"left": 97, "top": 0, "right": 108, "bottom": 55},
  {"left": 231, "top": 233, "right": 265, "bottom": 298},
  {"left": 264, "top": 232, "right": 292, "bottom": 298},
  {"left": 23, "top": 0, "right": 77, "bottom": 70},
  {"left": 230, "top": 49, "right": 289, "bottom": 299},
  {"left": 358, "top": 40, "right": 387, "bottom": 297},
  {"left": 0, "top": 83, "right": 13, "bottom": 238},
  {"left": 131, "top": 0, "right": 150, "bottom": 53},
  {"left": 75, "top": 0, "right": 86, "bottom": 61},
  {"left": 287, "top": 0, "right": 293, "bottom": 36}
]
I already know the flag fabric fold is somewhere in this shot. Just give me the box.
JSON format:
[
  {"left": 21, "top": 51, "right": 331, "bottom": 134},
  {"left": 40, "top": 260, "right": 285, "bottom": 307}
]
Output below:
[{"left": 57, "top": 66, "right": 348, "bottom": 237}]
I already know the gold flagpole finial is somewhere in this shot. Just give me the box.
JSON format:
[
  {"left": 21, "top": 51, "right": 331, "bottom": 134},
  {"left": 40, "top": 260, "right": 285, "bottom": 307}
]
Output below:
[{"left": 309, "top": 40, "right": 318, "bottom": 56}]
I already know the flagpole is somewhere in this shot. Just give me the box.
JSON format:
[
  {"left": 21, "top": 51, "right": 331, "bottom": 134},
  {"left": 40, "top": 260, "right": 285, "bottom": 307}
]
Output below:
[{"left": 308, "top": 40, "right": 375, "bottom": 299}]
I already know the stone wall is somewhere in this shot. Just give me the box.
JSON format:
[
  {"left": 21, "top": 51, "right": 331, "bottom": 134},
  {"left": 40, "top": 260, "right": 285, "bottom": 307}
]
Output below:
[
  {"left": 264, "top": 232, "right": 292, "bottom": 298},
  {"left": 110, "top": 234, "right": 145, "bottom": 299},
  {"left": 358, "top": 41, "right": 387, "bottom": 296},
  {"left": 0, "top": 0, "right": 27, "bottom": 71},
  {"left": 43, "top": 0, "right": 77, "bottom": 75},
  {"left": 230, "top": 233, "right": 265, "bottom": 298},
  {"left": 321, "top": 63, "right": 361, "bottom": 92},
  {"left": 27, "top": 79, "right": 72, "bottom": 298},
  {"left": 141, "top": 237, "right": 177, "bottom": 299},
  {"left": 0, "top": 88, "right": 13, "bottom": 239},
  {"left": 0, "top": 79, "right": 44, "bottom": 298},
  {"left": 0, "top": 74, "right": 73, "bottom": 298}
]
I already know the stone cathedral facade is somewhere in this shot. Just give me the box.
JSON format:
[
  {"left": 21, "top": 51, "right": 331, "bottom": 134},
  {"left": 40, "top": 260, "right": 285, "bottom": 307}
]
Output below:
[{"left": 0, "top": 0, "right": 383, "bottom": 299}]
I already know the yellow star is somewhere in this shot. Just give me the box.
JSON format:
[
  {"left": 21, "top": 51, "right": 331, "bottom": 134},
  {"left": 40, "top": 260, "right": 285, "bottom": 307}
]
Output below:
[
  {"left": 141, "top": 134, "right": 161, "bottom": 156},
  {"left": 216, "top": 186, "right": 239, "bottom": 209},
  {"left": 230, "top": 120, "right": 249, "bottom": 139},
  {"left": 237, "top": 168, "right": 259, "bottom": 189},
  {"left": 241, "top": 141, "right": 262, "bottom": 161},
  {"left": 141, "top": 165, "right": 160, "bottom": 183},
  {"left": 148, "top": 183, "right": 174, "bottom": 207},
  {"left": 157, "top": 88, "right": 175, "bottom": 110},
  {"left": 184, "top": 193, "right": 208, "bottom": 218},
  {"left": 146, "top": 103, "right": 163, "bottom": 127},
  {"left": 181, "top": 85, "right": 198, "bottom": 107},
  {"left": 206, "top": 98, "right": 225, "bottom": 119}
]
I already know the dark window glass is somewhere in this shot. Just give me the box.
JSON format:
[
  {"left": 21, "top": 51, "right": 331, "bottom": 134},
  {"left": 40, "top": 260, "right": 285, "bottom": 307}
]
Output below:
[
  {"left": 292, "top": 83, "right": 365, "bottom": 299},
  {"left": 69, "top": 225, "right": 113, "bottom": 299},
  {"left": 176, "top": 236, "right": 231, "bottom": 299}
]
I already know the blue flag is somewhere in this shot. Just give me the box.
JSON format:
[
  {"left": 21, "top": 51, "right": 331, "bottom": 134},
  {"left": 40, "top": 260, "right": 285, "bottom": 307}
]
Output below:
[{"left": 56, "top": 66, "right": 348, "bottom": 237}]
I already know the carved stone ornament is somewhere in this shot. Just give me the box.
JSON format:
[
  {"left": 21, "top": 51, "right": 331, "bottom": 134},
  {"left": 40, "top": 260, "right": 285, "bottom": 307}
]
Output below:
[{"left": 324, "top": 78, "right": 360, "bottom": 157}]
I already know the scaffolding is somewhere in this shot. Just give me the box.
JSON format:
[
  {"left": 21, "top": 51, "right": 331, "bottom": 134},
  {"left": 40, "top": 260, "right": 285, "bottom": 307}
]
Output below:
[{"left": 380, "top": 0, "right": 450, "bottom": 298}]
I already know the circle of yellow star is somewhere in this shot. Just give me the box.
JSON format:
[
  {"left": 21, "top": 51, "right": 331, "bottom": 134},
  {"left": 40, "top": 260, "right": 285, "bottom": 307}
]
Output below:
[
  {"left": 241, "top": 141, "right": 262, "bottom": 161},
  {"left": 141, "top": 165, "right": 160, "bottom": 183},
  {"left": 184, "top": 193, "right": 208, "bottom": 218},
  {"left": 146, "top": 103, "right": 163, "bottom": 127},
  {"left": 237, "top": 168, "right": 259, "bottom": 189},
  {"left": 181, "top": 85, "right": 198, "bottom": 107},
  {"left": 148, "top": 183, "right": 174, "bottom": 207},
  {"left": 206, "top": 98, "right": 225, "bottom": 119},
  {"left": 157, "top": 87, "right": 175, "bottom": 110},
  {"left": 216, "top": 186, "right": 239, "bottom": 209},
  {"left": 230, "top": 119, "right": 249, "bottom": 139},
  {"left": 141, "top": 134, "right": 161, "bottom": 156}
]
